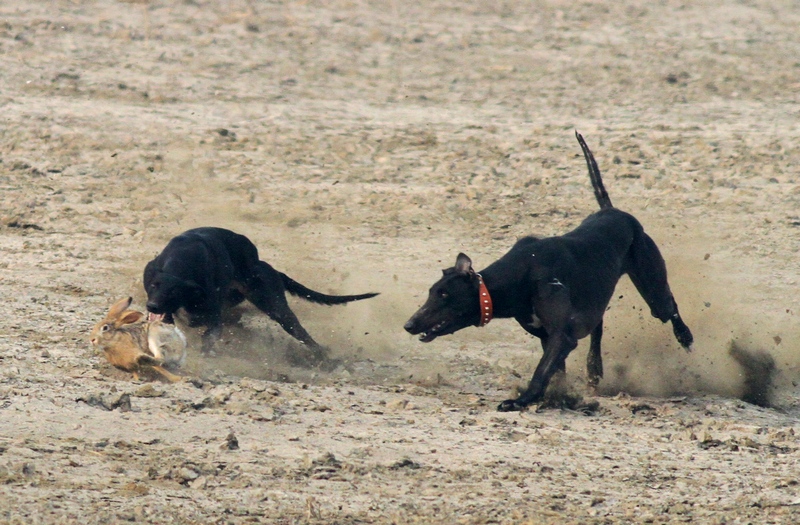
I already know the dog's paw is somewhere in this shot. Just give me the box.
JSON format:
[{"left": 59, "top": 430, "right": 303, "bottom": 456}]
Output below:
[
  {"left": 497, "top": 399, "right": 528, "bottom": 412},
  {"left": 676, "top": 333, "right": 693, "bottom": 349},
  {"left": 671, "top": 317, "right": 694, "bottom": 351}
]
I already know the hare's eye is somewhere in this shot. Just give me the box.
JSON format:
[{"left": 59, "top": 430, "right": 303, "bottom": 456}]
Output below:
[{"left": 101, "top": 324, "right": 110, "bottom": 332}]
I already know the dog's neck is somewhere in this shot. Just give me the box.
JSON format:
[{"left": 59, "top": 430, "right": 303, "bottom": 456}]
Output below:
[
  {"left": 475, "top": 269, "right": 531, "bottom": 321},
  {"left": 476, "top": 274, "right": 493, "bottom": 326}
]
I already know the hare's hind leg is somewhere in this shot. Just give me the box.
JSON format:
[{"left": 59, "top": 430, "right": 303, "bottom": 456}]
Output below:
[{"left": 152, "top": 366, "right": 183, "bottom": 383}]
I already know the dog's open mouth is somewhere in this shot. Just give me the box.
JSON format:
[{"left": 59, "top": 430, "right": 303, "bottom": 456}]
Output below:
[
  {"left": 419, "top": 321, "right": 447, "bottom": 343},
  {"left": 148, "top": 313, "right": 165, "bottom": 323}
]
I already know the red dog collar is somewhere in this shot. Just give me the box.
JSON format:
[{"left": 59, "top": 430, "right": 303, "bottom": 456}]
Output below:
[{"left": 477, "top": 274, "right": 493, "bottom": 326}]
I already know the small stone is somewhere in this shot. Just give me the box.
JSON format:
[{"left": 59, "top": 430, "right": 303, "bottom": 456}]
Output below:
[
  {"left": 134, "top": 385, "right": 164, "bottom": 398},
  {"left": 177, "top": 467, "right": 199, "bottom": 483},
  {"left": 189, "top": 475, "right": 208, "bottom": 490},
  {"left": 222, "top": 432, "right": 239, "bottom": 451},
  {"left": 77, "top": 392, "right": 131, "bottom": 411},
  {"left": 106, "top": 393, "right": 132, "bottom": 412}
]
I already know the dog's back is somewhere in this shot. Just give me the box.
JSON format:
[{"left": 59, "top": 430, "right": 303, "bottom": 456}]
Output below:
[
  {"left": 187, "top": 227, "right": 261, "bottom": 273},
  {"left": 145, "top": 228, "right": 260, "bottom": 289}
]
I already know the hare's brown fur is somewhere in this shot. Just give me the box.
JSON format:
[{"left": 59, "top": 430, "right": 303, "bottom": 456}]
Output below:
[{"left": 90, "top": 297, "right": 183, "bottom": 382}]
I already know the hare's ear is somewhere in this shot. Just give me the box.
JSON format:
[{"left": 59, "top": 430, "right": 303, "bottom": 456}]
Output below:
[
  {"left": 116, "top": 310, "right": 144, "bottom": 327},
  {"left": 107, "top": 297, "right": 133, "bottom": 320}
]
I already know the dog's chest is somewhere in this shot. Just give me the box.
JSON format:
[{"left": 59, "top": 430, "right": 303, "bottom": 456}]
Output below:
[{"left": 518, "top": 309, "right": 543, "bottom": 330}]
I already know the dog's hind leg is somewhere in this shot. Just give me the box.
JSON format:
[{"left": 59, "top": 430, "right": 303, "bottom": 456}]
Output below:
[
  {"left": 498, "top": 331, "right": 578, "bottom": 412},
  {"left": 668, "top": 304, "right": 693, "bottom": 349},
  {"left": 627, "top": 231, "right": 694, "bottom": 350},
  {"left": 253, "top": 291, "right": 320, "bottom": 347},
  {"left": 242, "top": 262, "right": 331, "bottom": 365},
  {"left": 587, "top": 320, "right": 603, "bottom": 388},
  {"left": 243, "top": 283, "right": 330, "bottom": 366}
]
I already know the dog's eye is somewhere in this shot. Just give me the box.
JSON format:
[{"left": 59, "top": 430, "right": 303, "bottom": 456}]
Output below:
[
  {"left": 437, "top": 290, "right": 449, "bottom": 299},
  {"left": 101, "top": 324, "right": 110, "bottom": 332}
]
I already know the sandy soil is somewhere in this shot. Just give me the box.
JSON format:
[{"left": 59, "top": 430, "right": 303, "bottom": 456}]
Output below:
[{"left": 1, "top": 0, "right": 800, "bottom": 523}]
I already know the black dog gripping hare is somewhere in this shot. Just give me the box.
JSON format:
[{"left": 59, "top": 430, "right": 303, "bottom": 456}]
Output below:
[
  {"left": 144, "top": 227, "right": 378, "bottom": 362},
  {"left": 404, "top": 132, "right": 693, "bottom": 411}
]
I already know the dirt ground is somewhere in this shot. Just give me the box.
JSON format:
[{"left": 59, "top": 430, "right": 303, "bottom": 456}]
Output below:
[{"left": 1, "top": 0, "right": 800, "bottom": 523}]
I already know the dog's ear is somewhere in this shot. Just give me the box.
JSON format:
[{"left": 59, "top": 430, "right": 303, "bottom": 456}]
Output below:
[
  {"left": 454, "top": 253, "right": 474, "bottom": 274},
  {"left": 143, "top": 259, "right": 157, "bottom": 284}
]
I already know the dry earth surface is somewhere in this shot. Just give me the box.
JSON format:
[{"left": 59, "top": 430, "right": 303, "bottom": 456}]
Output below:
[{"left": 1, "top": 0, "right": 800, "bottom": 523}]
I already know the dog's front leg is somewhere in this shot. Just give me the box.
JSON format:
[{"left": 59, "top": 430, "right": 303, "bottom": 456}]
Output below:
[
  {"left": 498, "top": 331, "right": 578, "bottom": 412},
  {"left": 201, "top": 323, "right": 223, "bottom": 355},
  {"left": 586, "top": 320, "right": 603, "bottom": 388}
]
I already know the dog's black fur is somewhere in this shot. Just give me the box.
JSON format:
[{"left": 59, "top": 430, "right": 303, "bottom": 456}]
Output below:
[
  {"left": 404, "top": 132, "right": 693, "bottom": 411},
  {"left": 144, "top": 227, "right": 378, "bottom": 360}
]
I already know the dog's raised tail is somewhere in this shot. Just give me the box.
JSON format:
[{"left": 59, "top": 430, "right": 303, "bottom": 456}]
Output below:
[
  {"left": 576, "top": 131, "right": 613, "bottom": 210},
  {"left": 279, "top": 271, "right": 379, "bottom": 305}
]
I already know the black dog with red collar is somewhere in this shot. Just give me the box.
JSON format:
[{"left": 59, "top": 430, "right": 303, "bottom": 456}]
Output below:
[{"left": 404, "top": 132, "right": 693, "bottom": 411}]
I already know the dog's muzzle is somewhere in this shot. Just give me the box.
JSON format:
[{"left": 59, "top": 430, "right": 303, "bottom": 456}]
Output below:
[
  {"left": 146, "top": 302, "right": 165, "bottom": 314},
  {"left": 404, "top": 313, "right": 447, "bottom": 343}
]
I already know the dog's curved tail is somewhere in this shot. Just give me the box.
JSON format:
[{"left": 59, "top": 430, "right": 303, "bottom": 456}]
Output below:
[
  {"left": 279, "top": 271, "right": 379, "bottom": 305},
  {"left": 576, "top": 131, "right": 613, "bottom": 210}
]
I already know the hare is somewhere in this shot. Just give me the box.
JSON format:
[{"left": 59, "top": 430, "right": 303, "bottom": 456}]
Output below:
[{"left": 90, "top": 297, "right": 187, "bottom": 382}]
